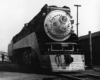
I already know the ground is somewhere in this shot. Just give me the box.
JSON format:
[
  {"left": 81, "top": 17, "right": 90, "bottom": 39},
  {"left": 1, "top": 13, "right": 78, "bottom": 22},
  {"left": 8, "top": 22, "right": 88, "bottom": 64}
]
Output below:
[{"left": 0, "top": 58, "right": 57, "bottom": 80}]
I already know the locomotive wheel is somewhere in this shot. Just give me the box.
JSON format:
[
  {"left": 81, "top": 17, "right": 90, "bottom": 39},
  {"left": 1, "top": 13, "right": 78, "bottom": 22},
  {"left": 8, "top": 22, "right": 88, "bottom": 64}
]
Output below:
[
  {"left": 27, "top": 54, "right": 32, "bottom": 65},
  {"left": 31, "top": 52, "right": 42, "bottom": 71},
  {"left": 23, "top": 51, "right": 27, "bottom": 65},
  {"left": 23, "top": 50, "right": 32, "bottom": 65}
]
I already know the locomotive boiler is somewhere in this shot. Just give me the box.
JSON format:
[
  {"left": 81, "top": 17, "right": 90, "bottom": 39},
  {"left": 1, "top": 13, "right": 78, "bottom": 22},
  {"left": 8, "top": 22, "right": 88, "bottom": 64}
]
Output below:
[{"left": 8, "top": 4, "right": 85, "bottom": 72}]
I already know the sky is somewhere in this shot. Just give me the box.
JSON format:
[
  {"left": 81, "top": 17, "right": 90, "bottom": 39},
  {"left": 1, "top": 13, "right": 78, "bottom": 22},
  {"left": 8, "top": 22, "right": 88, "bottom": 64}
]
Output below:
[{"left": 0, "top": 0, "right": 100, "bottom": 52}]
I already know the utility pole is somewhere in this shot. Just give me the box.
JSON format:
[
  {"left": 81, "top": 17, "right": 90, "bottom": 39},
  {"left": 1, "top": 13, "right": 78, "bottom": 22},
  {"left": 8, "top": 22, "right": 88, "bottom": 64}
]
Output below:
[
  {"left": 89, "top": 31, "right": 93, "bottom": 69},
  {"left": 74, "top": 5, "right": 81, "bottom": 37}
]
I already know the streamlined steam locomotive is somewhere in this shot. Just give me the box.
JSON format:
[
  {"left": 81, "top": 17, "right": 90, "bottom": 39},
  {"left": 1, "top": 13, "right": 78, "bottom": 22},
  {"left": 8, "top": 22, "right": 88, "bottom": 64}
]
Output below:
[{"left": 8, "top": 4, "right": 85, "bottom": 72}]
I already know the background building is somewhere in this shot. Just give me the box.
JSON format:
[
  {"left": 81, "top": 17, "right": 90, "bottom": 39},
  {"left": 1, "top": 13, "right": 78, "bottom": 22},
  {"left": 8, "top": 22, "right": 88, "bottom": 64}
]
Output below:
[{"left": 79, "top": 31, "right": 100, "bottom": 68}]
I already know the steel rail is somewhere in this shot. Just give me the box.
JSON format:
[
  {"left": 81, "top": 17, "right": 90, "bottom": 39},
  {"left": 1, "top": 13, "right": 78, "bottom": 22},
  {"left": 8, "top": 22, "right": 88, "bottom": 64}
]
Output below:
[{"left": 55, "top": 72, "right": 100, "bottom": 80}]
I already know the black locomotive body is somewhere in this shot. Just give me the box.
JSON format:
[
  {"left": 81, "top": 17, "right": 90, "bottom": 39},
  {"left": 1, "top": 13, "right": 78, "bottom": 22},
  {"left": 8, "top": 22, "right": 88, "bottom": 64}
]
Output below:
[{"left": 8, "top": 4, "right": 85, "bottom": 72}]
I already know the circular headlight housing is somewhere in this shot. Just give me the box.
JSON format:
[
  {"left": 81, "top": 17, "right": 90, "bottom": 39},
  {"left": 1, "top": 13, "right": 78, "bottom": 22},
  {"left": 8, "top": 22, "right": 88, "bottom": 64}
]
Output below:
[{"left": 44, "top": 10, "right": 72, "bottom": 41}]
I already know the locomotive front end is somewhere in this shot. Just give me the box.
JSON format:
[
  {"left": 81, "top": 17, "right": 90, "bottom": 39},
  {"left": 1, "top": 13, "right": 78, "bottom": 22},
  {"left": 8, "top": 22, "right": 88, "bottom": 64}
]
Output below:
[{"left": 43, "top": 6, "right": 85, "bottom": 72}]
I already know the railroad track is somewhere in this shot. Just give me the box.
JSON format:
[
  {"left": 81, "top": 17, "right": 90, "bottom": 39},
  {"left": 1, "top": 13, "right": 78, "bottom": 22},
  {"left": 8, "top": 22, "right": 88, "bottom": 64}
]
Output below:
[{"left": 52, "top": 72, "right": 100, "bottom": 80}]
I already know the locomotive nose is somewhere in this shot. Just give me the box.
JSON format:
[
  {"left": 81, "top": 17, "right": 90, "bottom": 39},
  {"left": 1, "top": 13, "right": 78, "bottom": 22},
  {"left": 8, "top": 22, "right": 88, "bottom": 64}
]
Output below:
[{"left": 44, "top": 10, "right": 72, "bottom": 41}]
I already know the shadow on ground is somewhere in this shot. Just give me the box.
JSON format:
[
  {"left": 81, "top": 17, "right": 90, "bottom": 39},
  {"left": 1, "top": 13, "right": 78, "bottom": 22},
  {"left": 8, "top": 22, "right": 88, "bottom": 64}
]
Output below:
[
  {"left": 0, "top": 60, "right": 57, "bottom": 77},
  {"left": 0, "top": 61, "right": 43, "bottom": 74}
]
